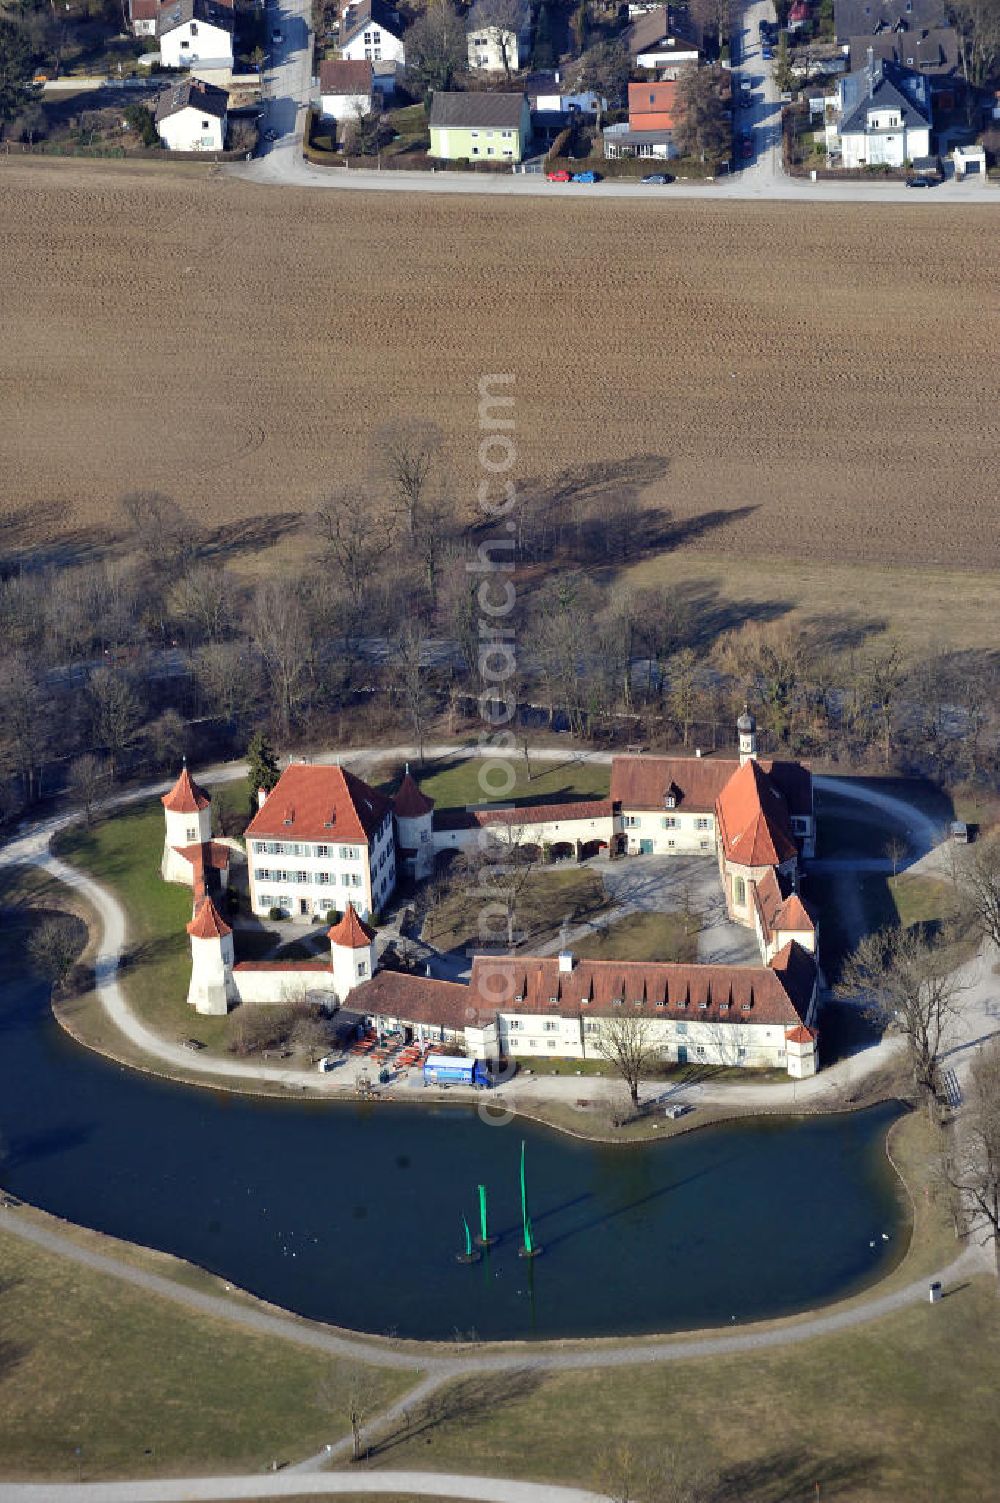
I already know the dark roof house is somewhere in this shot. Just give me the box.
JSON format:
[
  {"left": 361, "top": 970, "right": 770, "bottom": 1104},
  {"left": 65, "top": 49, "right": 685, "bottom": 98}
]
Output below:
[
  {"left": 833, "top": 0, "right": 946, "bottom": 41},
  {"left": 428, "top": 91, "right": 529, "bottom": 129},
  {"left": 154, "top": 78, "right": 229, "bottom": 122}
]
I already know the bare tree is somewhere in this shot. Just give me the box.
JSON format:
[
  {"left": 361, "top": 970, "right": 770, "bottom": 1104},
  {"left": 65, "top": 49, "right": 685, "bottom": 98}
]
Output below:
[
  {"left": 885, "top": 834, "right": 907, "bottom": 878},
  {"left": 840, "top": 926, "right": 966, "bottom": 1114},
  {"left": 945, "top": 1037, "right": 1000, "bottom": 1282},
  {"left": 594, "top": 1013, "right": 660, "bottom": 1110},
  {"left": 28, "top": 916, "right": 81, "bottom": 987},
  {"left": 461, "top": 822, "right": 541, "bottom": 951},
  {"left": 66, "top": 754, "right": 109, "bottom": 824},
  {"left": 196, "top": 641, "right": 260, "bottom": 727},
  {"left": 403, "top": 2, "right": 467, "bottom": 93},
  {"left": 171, "top": 562, "right": 233, "bottom": 644},
  {"left": 597, "top": 1439, "right": 720, "bottom": 1503},
  {"left": 0, "top": 654, "right": 52, "bottom": 803},
  {"left": 673, "top": 62, "right": 731, "bottom": 164},
  {"left": 87, "top": 667, "right": 143, "bottom": 780},
  {"left": 315, "top": 490, "right": 389, "bottom": 614},
  {"left": 121, "top": 491, "right": 197, "bottom": 581},
  {"left": 375, "top": 421, "right": 442, "bottom": 538},
  {"left": 249, "top": 580, "right": 311, "bottom": 738},
  {"left": 960, "top": 836, "right": 1000, "bottom": 952}
]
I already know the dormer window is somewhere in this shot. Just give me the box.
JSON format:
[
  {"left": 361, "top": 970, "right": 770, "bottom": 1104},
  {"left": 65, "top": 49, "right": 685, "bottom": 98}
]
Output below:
[
  {"left": 612, "top": 997, "right": 623, "bottom": 1007},
  {"left": 741, "top": 1002, "right": 752, "bottom": 1012},
  {"left": 514, "top": 993, "right": 523, "bottom": 1002},
  {"left": 698, "top": 1001, "right": 708, "bottom": 1010}
]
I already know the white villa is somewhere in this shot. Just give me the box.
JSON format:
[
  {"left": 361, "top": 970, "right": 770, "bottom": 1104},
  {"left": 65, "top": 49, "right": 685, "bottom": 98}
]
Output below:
[
  {"left": 245, "top": 763, "right": 396, "bottom": 922},
  {"left": 154, "top": 77, "right": 229, "bottom": 151},
  {"left": 832, "top": 55, "right": 933, "bottom": 168},
  {"left": 157, "top": 0, "right": 234, "bottom": 71}
]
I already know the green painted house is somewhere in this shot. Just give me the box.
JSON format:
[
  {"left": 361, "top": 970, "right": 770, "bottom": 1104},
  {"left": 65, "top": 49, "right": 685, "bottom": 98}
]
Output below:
[{"left": 428, "top": 91, "right": 532, "bottom": 164}]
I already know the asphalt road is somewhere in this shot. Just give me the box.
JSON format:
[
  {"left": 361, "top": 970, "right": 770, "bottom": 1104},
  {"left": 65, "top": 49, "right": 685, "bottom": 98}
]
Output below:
[{"left": 242, "top": 0, "right": 997, "bottom": 205}]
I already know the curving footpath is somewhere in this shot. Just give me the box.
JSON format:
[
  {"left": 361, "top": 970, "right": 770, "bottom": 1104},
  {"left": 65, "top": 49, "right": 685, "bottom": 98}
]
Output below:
[{"left": 0, "top": 1472, "right": 612, "bottom": 1503}]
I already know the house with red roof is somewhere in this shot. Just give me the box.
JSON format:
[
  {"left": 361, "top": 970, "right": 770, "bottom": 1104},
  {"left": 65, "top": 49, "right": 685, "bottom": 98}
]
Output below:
[{"left": 245, "top": 762, "right": 396, "bottom": 922}]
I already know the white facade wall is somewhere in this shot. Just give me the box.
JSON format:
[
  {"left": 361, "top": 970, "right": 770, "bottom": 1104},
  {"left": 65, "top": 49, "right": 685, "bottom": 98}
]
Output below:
[
  {"left": 320, "top": 89, "right": 371, "bottom": 121},
  {"left": 160, "top": 19, "right": 233, "bottom": 68},
  {"left": 232, "top": 967, "right": 338, "bottom": 1004},
  {"left": 157, "top": 105, "right": 226, "bottom": 151},
  {"left": 433, "top": 811, "right": 615, "bottom": 857},
  {"left": 635, "top": 44, "right": 700, "bottom": 73},
  {"left": 134, "top": 17, "right": 157, "bottom": 35},
  {"left": 467, "top": 25, "right": 525, "bottom": 72},
  {"left": 341, "top": 23, "right": 404, "bottom": 66},
  {"left": 188, "top": 931, "right": 236, "bottom": 1015},
  {"left": 839, "top": 122, "right": 929, "bottom": 168},
  {"left": 494, "top": 1011, "right": 798, "bottom": 1070},
  {"left": 620, "top": 808, "right": 715, "bottom": 855},
  {"left": 249, "top": 813, "right": 395, "bottom": 922},
  {"left": 331, "top": 937, "right": 376, "bottom": 998},
  {"left": 395, "top": 810, "right": 435, "bottom": 880}
]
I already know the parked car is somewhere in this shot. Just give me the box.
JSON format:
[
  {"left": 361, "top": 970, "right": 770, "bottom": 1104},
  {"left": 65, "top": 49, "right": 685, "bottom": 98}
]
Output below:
[
  {"left": 546, "top": 169, "right": 572, "bottom": 181},
  {"left": 264, "top": 126, "right": 278, "bottom": 141},
  {"left": 740, "top": 131, "right": 754, "bottom": 159},
  {"left": 905, "top": 174, "right": 936, "bottom": 188},
  {"left": 641, "top": 172, "right": 674, "bottom": 184},
  {"left": 271, "top": 27, "right": 282, "bottom": 42},
  {"left": 740, "top": 77, "right": 752, "bottom": 97},
  {"left": 572, "top": 170, "right": 600, "bottom": 183},
  {"left": 762, "top": 43, "right": 774, "bottom": 59}
]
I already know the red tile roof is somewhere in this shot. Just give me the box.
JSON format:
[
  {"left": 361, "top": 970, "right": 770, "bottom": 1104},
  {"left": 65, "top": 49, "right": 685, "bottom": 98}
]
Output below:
[
  {"left": 246, "top": 763, "right": 391, "bottom": 844},
  {"left": 393, "top": 771, "right": 435, "bottom": 818},
  {"left": 328, "top": 902, "right": 376, "bottom": 950},
  {"left": 350, "top": 971, "right": 472, "bottom": 1031},
  {"left": 716, "top": 759, "right": 798, "bottom": 868},
  {"left": 434, "top": 799, "right": 613, "bottom": 832},
  {"left": 753, "top": 868, "right": 815, "bottom": 945},
  {"left": 162, "top": 765, "right": 210, "bottom": 814},
  {"left": 319, "top": 58, "right": 374, "bottom": 95},
  {"left": 610, "top": 755, "right": 736, "bottom": 813},
  {"left": 186, "top": 896, "right": 231, "bottom": 940},
  {"left": 173, "top": 840, "right": 231, "bottom": 871},
  {"left": 233, "top": 961, "right": 333, "bottom": 973},
  {"left": 468, "top": 953, "right": 813, "bottom": 1028},
  {"left": 785, "top": 1024, "right": 816, "bottom": 1045}
]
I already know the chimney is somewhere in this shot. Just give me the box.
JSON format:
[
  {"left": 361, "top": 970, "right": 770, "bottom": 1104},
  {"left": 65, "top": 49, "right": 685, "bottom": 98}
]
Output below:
[
  {"left": 257, "top": 787, "right": 267, "bottom": 809},
  {"left": 558, "top": 950, "right": 574, "bottom": 973},
  {"left": 868, "top": 45, "right": 875, "bottom": 98}
]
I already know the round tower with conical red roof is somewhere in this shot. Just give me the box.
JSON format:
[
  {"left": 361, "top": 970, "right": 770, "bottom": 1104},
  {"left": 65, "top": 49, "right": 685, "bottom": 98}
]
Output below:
[
  {"left": 392, "top": 766, "right": 435, "bottom": 881},
  {"left": 328, "top": 902, "right": 377, "bottom": 1001},
  {"left": 186, "top": 896, "right": 235, "bottom": 1015},
  {"left": 161, "top": 761, "right": 212, "bottom": 883}
]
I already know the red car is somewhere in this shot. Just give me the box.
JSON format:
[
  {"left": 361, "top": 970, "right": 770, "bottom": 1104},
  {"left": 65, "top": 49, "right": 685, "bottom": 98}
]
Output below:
[{"left": 546, "top": 169, "right": 572, "bottom": 182}]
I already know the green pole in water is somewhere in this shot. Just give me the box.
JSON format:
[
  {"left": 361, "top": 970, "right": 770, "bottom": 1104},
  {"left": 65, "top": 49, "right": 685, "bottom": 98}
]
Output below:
[
  {"left": 520, "top": 1140, "right": 533, "bottom": 1254},
  {"left": 478, "top": 1184, "right": 488, "bottom": 1245},
  {"left": 462, "top": 1215, "right": 472, "bottom": 1258}
]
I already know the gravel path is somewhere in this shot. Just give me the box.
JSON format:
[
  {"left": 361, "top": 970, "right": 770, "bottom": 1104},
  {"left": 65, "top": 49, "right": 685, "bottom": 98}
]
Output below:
[{"left": 0, "top": 1472, "right": 611, "bottom": 1502}]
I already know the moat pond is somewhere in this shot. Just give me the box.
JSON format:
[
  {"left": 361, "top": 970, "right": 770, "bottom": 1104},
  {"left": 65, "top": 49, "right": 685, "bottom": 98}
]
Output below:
[{"left": 0, "top": 942, "right": 909, "bottom": 1341}]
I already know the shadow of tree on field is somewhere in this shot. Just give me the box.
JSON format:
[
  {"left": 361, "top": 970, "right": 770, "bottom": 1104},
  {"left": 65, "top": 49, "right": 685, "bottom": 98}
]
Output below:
[
  {"left": 199, "top": 511, "right": 305, "bottom": 563},
  {"left": 366, "top": 1369, "right": 544, "bottom": 1461},
  {"left": 719, "top": 1443, "right": 882, "bottom": 1501},
  {"left": 0, "top": 501, "right": 126, "bottom": 574}
]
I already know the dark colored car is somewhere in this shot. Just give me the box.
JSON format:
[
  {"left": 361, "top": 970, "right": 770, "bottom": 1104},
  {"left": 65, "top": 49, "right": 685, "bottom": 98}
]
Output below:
[
  {"left": 740, "top": 132, "right": 754, "bottom": 159},
  {"left": 271, "top": 27, "right": 282, "bottom": 42},
  {"left": 641, "top": 172, "right": 674, "bottom": 184},
  {"left": 905, "top": 174, "right": 936, "bottom": 187},
  {"left": 762, "top": 43, "right": 774, "bottom": 59}
]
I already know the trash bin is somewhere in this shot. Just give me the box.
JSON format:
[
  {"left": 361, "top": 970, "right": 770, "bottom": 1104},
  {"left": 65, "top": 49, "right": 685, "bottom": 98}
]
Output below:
[{"left": 928, "top": 1280, "right": 943, "bottom": 1304}]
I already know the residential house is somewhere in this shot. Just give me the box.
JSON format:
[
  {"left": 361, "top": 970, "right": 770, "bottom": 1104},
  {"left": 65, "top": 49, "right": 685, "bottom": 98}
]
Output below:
[
  {"left": 833, "top": 0, "right": 946, "bottom": 44},
  {"left": 627, "top": 5, "right": 701, "bottom": 77},
  {"left": 319, "top": 58, "right": 375, "bottom": 121},
  {"left": 833, "top": 54, "right": 933, "bottom": 166},
  {"left": 157, "top": 0, "right": 234, "bottom": 70},
  {"left": 788, "top": 0, "right": 811, "bottom": 30},
  {"left": 428, "top": 91, "right": 532, "bottom": 162},
  {"left": 466, "top": 0, "right": 532, "bottom": 74},
  {"left": 245, "top": 762, "right": 396, "bottom": 922},
  {"left": 130, "top": 0, "right": 232, "bottom": 36},
  {"left": 604, "top": 78, "right": 681, "bottom": 158},
  {"left": 339, "top": 0, "right": 405, "bottom": 95},
  {"left": 154, "top": 77, "right": 229, "bottom": 150},
  {"left": 847, "top": 27, "right": 959, "bottom": 76}
]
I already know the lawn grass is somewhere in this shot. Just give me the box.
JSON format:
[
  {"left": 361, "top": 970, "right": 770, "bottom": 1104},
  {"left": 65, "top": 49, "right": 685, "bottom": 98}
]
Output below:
[
  {"left": 423, "top": 867, "right": 606, "bottom": 954},
  {"left": 0, "top": 1225, "right": 416, "bottom": 1481},
  {"left": 53, "top": 802, "right": 231, "bottom": 1054},
  {"left": 374, "top": 755, "right": 610, "bottom": 811},
  {"left": 363, "top": 1278, "right": 1000, "bottom": 1502},
  {"left": 621, "top": 549, "right": 1000, "bottom": 666},
  {"left": 573, "top": 910, "right": 699, "bottom": 964}
]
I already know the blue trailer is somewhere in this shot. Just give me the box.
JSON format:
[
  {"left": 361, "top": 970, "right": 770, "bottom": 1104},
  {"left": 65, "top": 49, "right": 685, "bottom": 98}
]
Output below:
[{"left": 423, "top": 1054, "right": 491, "bottom": 1087}]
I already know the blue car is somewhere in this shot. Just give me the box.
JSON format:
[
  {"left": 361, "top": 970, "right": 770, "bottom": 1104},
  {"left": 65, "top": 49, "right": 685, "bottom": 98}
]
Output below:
[
  {"left": 762, "top": 43, "right": 774, "bottom": 58},
  {"left": 572, "top": 170, "right": 600, "bottom": 183}
]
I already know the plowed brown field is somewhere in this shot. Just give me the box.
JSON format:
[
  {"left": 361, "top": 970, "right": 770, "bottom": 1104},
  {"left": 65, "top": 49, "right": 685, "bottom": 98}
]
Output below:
[{"left": 1, "top": 158, "right": 997, "bottom": 584}]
